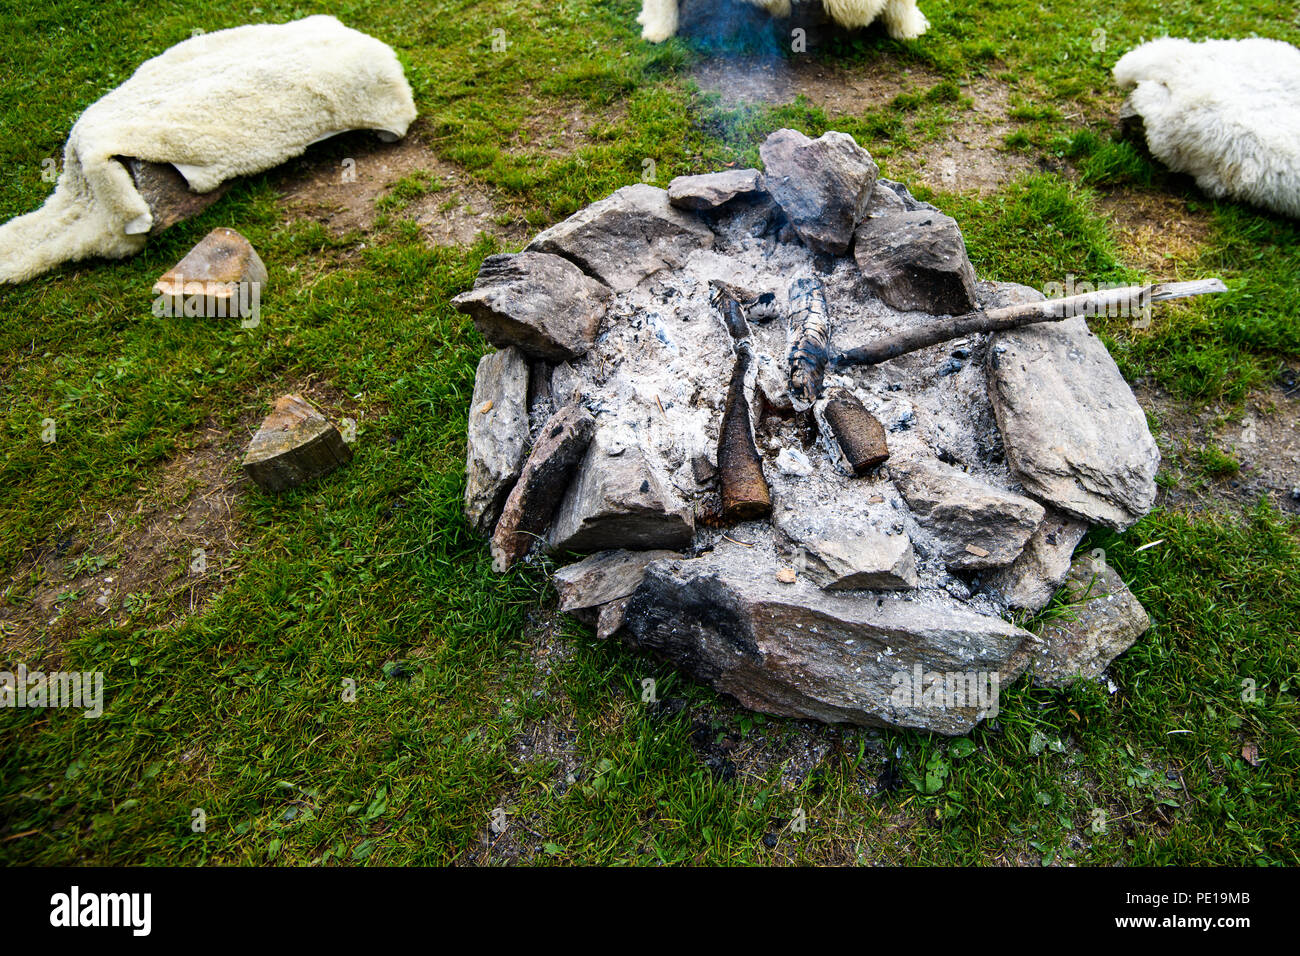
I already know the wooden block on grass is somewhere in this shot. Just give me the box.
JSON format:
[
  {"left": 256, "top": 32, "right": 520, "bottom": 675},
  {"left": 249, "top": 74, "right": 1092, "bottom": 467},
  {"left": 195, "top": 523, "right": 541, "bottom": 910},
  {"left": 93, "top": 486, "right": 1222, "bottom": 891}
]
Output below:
[
  {"left": 153, "top": 227, "right": 266, "bottom": 319},
  {"left": 243, "top": 394, "right": 352, "bottom": 492}
]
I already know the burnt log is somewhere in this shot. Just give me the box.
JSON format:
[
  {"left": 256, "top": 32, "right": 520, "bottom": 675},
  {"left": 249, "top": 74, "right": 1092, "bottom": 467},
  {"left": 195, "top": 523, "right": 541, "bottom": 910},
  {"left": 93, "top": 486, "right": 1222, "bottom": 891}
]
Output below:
[
  {"left": 787, "top": 274, "right": 831, "bottom": 410},
  {"left": 710, "top": 285, "right": 770, "bottom": 522},
  {"left": 821, "top": 389, "right": 889, "bottom": 474}
]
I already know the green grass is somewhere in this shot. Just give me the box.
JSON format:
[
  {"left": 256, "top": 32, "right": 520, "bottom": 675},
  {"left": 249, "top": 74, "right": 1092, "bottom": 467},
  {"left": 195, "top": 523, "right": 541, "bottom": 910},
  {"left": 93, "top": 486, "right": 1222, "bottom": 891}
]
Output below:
[{"left": 1, "top": 0, "right": 1297, "bottom": 865}]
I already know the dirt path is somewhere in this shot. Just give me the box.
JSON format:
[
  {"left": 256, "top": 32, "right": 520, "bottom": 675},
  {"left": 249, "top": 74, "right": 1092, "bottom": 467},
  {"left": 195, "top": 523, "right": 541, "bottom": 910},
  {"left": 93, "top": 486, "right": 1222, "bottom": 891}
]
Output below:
[{"left": 0, "top": 381, "right": 368, "bottom": 663}]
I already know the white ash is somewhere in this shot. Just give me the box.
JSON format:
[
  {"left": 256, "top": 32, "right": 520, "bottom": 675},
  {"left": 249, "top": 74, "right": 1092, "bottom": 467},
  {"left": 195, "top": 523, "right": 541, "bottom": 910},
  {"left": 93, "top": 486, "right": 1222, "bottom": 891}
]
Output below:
[{"left": 529, "top": 205, "right": 1049, "bottom": 616}]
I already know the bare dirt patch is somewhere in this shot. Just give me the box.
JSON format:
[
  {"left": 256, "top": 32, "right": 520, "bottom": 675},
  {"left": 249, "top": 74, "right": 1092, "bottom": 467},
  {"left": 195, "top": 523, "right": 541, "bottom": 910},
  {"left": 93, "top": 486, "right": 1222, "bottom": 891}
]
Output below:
[
  {"left": 273, "top": 126, "right": 525, "bottom": 247},
  {"left": 692, "top": 58, "right": 1044, "bottom": 193},
  {"left": 0, "top": 379, "right": 370, "bottom": 665},
  {"left": 1138, "top": 374, "right": 1300, "bottom": 517},
  {"left": 0, "top": 427, "right": 246, "bottom": 665},
  {"left": 898, "top": 80, "right": 1046, "bottom": 194},
  {"left": 693, "top": 54, "right": 939, "bottom": 110},
  {"left": 1097, "top": 189, "right": 1215, "bottom": 274},
  {"left": 507, "top": 98, "right": 629, "bottom": 159}
]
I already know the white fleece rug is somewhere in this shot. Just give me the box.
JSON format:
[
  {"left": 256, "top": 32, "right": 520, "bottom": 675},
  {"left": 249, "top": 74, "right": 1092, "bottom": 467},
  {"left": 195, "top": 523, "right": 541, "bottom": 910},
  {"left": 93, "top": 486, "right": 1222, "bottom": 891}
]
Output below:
[
  {"left": 1114, "top": 37, "right": 1300, "bottom": 219},
  {"left": 0, "top": 15, "right": 417, "bottom": 284}
]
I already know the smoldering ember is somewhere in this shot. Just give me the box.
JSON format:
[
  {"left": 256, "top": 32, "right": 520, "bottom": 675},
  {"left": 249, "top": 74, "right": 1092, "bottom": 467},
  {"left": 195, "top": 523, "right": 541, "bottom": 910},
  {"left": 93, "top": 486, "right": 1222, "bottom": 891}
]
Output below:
[{"left": 454, "top": 128, "right": 1224, "bottom": 736}]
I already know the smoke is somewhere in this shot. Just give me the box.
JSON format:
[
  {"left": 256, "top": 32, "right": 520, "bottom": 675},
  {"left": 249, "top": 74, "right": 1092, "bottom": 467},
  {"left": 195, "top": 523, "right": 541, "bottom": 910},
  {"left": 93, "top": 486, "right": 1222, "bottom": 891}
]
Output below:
[{"left": 677, "top": 0, "right": 803, "bottom": 58}]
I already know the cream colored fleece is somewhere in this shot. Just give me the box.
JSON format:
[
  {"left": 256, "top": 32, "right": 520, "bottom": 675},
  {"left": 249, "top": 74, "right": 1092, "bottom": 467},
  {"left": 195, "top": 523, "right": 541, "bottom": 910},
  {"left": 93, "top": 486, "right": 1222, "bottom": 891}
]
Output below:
[
  {"left": 1, "top": 15, "right": 417, "bottom": 283},
  {"left": 1115, "top": 37, "right": 1300, "bottom": 219}
]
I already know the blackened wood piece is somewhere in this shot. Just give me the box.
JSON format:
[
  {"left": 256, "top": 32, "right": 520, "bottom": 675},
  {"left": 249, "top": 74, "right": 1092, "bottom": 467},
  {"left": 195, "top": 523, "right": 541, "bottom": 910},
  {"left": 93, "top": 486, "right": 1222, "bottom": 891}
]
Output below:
[
  {"left": 823, "top": 389, "right": 889, "bottom": 474},
  {"left": 718, "top": 343, "right": 771, "bottom": 522}
]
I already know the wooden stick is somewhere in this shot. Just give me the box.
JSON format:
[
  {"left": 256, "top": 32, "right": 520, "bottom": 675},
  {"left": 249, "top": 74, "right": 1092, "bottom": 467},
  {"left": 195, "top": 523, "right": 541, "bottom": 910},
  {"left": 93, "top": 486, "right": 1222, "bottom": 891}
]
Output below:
[
  {"left": 710, "top": 283, "right": 771, "bottom": 521},
  {"left": 832, "top": 279, "right": 1228, "bottom": 370}
]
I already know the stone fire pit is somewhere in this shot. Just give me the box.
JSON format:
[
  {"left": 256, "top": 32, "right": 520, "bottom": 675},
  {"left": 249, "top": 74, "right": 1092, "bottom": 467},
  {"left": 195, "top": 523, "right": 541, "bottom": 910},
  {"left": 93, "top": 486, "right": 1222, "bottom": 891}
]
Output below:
[{"left": 454, "top": 129, "right": 1157, "bottom": 735}]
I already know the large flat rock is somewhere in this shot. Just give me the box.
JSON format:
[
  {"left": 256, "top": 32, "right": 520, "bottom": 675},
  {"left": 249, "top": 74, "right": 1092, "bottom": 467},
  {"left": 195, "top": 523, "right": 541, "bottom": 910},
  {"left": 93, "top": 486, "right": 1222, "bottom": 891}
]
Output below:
[
  {"left": 525, "top": 184, "right": 714, "bottom": 292},
  {"left": 667, "top": 168, "right": 765, "bottom": 210},
  {"left": 985, "top": 283, "right": 1160, "bottom": 530},
  {"left": 622, "top": 545, "right": 1033, "bottom": 734},
  {"left": 464, "top": 347, "right": 530, "bottom": 536},
  {"left": 797, "top": 532, "right": 918, "bottom": 591},
  {"left": 451, "top": 252, "right": 611, "bottom": 362},
  {"left": 759, "top": 128, "right": 878, "bottom": 255},
  {"left": 772, "top": 498, "right": 917, "bottom": 591}
]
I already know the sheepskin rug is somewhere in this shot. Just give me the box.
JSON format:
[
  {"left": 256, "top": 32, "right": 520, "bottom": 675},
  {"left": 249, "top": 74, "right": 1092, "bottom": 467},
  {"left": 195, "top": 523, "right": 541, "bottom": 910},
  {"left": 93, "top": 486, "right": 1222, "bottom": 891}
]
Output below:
[
  {"left": 1114, "top": 37, "right": 1300, "bottom": 219},
  {"left": 0, "top": 15, "right": 417, "bottom": 284}
]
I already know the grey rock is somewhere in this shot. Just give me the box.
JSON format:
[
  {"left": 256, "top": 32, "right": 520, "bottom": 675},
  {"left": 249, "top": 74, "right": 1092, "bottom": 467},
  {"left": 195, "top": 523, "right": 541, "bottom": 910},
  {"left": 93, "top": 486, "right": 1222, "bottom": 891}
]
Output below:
[
  {"left": 853, "top": 206, "right": 977, "bottom": 315},
  {"left": 865, "top": 178, "right": 938, "bottom": 216},
  {"left": 491, "top": 404, "right": 596, "bottom": 571},
  {"left": 893, "top": 457, "right": 1045, "bottom": 570},
  {"left": 1008, "top": 553, "right": 1150, "bottom": 686},
  {"left": 759, "top": 129, "right": 879, "bottom": 255},
  {"left": 796, "top": 532, "right": 919, "bottom": 591},
  {"left": 667, "top": 168, "right": 765, "bottom": 210},
  {"left": 621, "top": 546, "right": 1033, "bottom": 734},
  {"left": 554, "top": 548, "right": 681, "bottom": 613},
  {"left": 985, "top": 282, "right": 1160, "bottom": 530},
  {"left": 451, "top": 252, "right": 611, "bottom": 362},
  {"left": 464, "top": 347, "right": 531, "bottom": 537},
  {"left": 985, "top": 508, "right": 1090, "bottom": 612},
  {"left": 525, "top": 183, "right": 714, "bottom": 292},
  {"left": 596, "top": 598, "right": 631, "bottom": 640},
  {"left": 549, "top": 429, "right": 695, "bottom": 554},
  {"left": 770, "top": 477, "right": 916, "bottom": 589}
]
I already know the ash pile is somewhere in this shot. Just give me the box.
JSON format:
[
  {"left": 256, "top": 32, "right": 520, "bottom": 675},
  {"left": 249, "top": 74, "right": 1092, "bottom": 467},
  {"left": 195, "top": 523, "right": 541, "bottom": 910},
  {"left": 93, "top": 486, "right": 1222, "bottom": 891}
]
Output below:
[{"left": 454, "top": 128, "right": 1158, "bottom": 735}]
